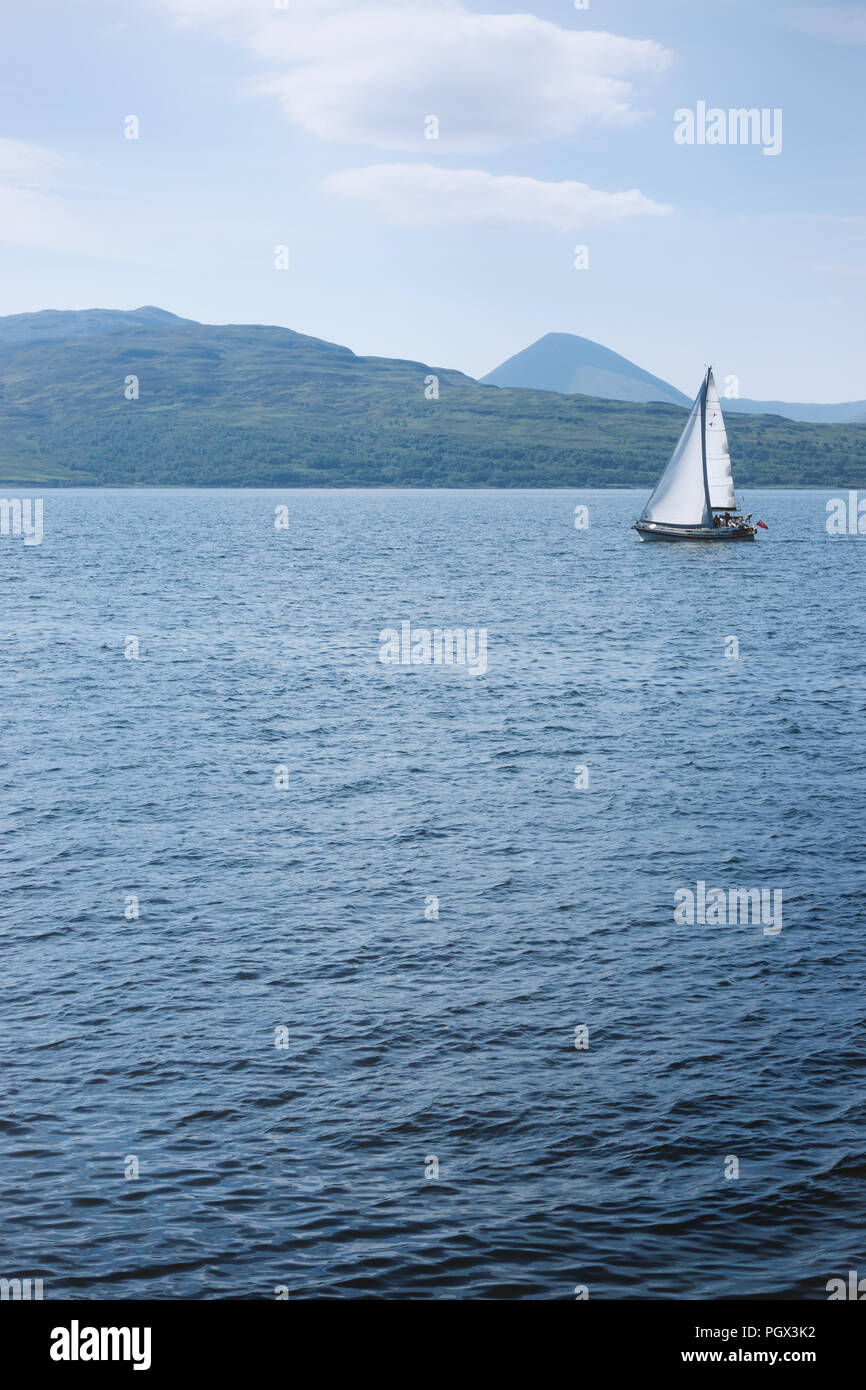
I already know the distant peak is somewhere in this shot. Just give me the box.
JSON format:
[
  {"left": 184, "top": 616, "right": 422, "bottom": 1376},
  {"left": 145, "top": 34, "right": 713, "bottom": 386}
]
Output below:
[
  {"left": 481, "top": 331, "right": 691, "bottom": 407},
  {"left": 537, "top": 331, "right": 594, "bottom": 344},
  {"left": 131, "top": 306, "right": 189, "bottom": 321}
]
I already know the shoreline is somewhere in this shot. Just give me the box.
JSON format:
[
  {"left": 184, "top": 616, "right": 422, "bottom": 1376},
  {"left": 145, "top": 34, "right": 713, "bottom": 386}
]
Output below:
[{"left": 0, "top": 482, "right": 855, "bottom": 493}]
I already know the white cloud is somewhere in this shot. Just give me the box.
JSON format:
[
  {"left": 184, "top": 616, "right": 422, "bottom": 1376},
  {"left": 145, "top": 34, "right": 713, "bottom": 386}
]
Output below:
[
  {"left": 322, "top": 163, "right": 673, "bottom": 227},
  {"left": 158, "top": 0, "right": 673, "bottom": 152},
  {"left": 0, "top": 140, "right": 84, "bottom": 250},
  {"left": 0, "top": 139, "right": 146, "bottom": 259},
  {"left": 0, "top": 137, "right": 72, "bottom": 185}
]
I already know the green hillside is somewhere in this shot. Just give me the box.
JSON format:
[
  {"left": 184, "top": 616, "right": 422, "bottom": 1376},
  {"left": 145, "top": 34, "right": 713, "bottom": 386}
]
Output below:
[{"left": 0, "top": 308, "right": 863, "bottom": 487}]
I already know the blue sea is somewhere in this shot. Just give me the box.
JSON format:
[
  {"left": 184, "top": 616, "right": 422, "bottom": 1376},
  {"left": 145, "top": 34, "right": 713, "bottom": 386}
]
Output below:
[{"left": 2, "top": 486, "right": 865, "bottom": 1300}]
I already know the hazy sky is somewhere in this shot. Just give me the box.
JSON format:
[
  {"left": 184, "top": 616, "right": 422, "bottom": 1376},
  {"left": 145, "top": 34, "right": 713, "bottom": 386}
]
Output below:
[{"left": 0, "top": 0, "right": 864, "bottom": 399}]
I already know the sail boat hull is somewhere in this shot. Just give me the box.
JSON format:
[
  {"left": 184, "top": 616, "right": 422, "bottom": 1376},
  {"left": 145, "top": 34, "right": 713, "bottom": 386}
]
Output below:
[{"left": 633, "top": 521, "right": 755, "bottom": 542}]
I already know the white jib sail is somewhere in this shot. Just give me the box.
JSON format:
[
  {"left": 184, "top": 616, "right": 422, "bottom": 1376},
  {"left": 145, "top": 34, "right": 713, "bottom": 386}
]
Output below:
[
  {"left": 705, "top": 369, "right": 736, "bottom": 509},
  {"left": 639, "top": 380, "right": 712, "bottom": 528}
]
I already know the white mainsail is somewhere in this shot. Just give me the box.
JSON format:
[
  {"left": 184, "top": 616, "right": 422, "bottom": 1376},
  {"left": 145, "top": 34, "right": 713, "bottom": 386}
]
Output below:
[
  {"left": 705, "top": 369, "right": 736, "bottom": 509},
  {"left": 638, "top": 378, "right": 713, "bottom": 528}
]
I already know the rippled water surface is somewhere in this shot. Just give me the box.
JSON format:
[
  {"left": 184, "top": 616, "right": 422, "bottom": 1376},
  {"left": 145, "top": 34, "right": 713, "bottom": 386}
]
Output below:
[{"left": 2, "top": 487, "right": 865, "bottom": 1300}]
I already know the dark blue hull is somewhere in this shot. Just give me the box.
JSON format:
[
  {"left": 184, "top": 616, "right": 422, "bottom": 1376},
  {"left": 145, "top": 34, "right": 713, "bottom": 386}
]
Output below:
[{"left": 634, "top": 522, "right": 756, "bottom": 542}]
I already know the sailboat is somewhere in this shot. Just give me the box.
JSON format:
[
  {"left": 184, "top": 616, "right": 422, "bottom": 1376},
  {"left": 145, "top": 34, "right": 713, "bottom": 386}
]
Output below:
[{"left": 633, "top": 367, "right": 757, "bottom": 541}]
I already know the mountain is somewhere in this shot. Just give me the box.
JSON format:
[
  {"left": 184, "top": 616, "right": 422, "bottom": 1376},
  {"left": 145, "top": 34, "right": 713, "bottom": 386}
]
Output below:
[
  {"left": 0, "top": 305, "right": 194, "bottom": 348},
  {"left": 481, "top": 332, "right": 690, "bottom": 407},
  {"left": 483, "top": 331, "right": 866, "bottom": 424},
  {"left": 0, "top": 307, "right": 865, "bottom": 488},
  {"left": 721, "top": 397, "right": 866, "bottom": 425}
]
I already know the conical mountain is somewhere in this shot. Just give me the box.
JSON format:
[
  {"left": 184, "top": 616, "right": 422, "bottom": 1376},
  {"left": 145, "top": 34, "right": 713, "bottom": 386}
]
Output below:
[{"left": 482, "top": 332, "right": 690, "bottom": 406}]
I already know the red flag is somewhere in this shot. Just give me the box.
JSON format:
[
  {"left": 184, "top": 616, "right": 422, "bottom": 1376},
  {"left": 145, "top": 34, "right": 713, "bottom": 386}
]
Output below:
[{"left": 757, "top": 520, "right": 768, "bottom": 530}]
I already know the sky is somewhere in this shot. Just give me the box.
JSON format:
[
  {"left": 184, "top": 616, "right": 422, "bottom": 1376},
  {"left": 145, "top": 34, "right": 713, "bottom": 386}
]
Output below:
[{"left": 0, "top": 0, "right": 864, "bottom": 400}]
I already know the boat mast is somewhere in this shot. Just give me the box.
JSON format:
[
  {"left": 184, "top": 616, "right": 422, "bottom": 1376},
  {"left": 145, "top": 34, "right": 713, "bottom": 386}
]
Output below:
[{"left": 699, "top": 367, "right": 713, "bottom": 522}]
